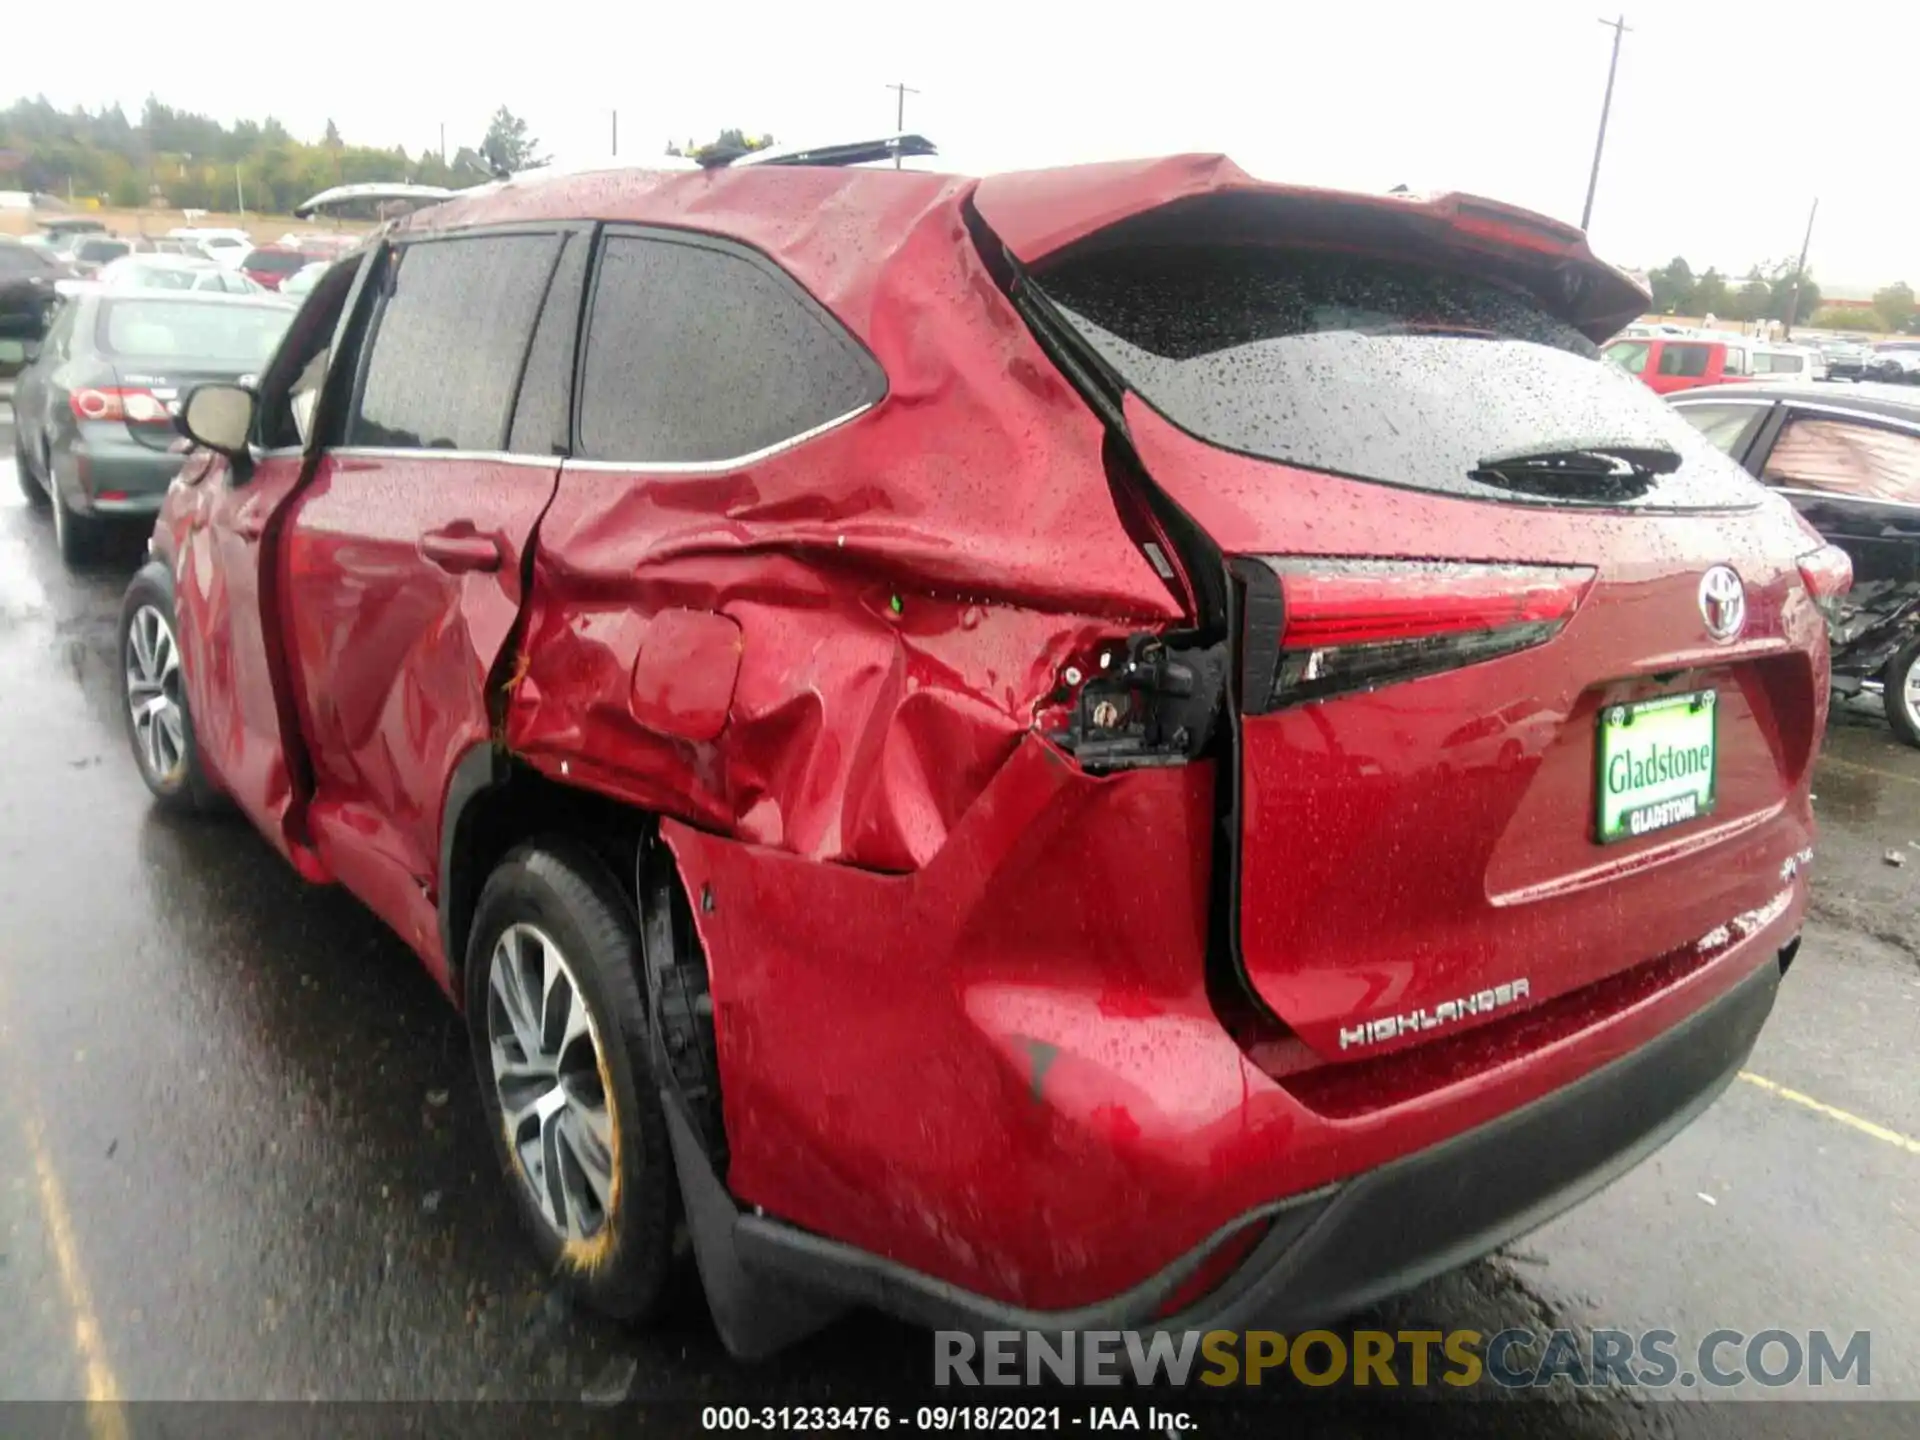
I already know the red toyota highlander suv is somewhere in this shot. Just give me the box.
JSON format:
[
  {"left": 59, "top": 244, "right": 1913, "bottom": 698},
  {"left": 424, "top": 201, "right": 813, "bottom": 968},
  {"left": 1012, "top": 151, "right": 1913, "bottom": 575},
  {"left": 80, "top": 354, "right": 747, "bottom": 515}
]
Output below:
[{"left": 120, "top": 149, "right": 1845, "bottom": 1356}]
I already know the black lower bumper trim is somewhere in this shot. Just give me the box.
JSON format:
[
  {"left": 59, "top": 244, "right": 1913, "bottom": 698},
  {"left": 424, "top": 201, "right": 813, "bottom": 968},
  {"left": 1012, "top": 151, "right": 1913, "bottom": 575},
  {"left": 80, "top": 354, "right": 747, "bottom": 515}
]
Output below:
[{"left": 692, "top": 952, "right": 1781, "bottom": 1350}]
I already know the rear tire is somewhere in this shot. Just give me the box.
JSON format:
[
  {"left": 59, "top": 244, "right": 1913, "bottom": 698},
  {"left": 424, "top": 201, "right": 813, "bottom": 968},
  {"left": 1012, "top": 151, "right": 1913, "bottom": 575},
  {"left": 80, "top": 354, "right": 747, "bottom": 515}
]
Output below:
[
  {"left": 1883, "top": 638, "right": 1920, "bottom": 748},
  {"left": 465, "top": 840, "right": 680, "bottom": 1321},
  {"left": 118, "top": 562, "right": 222, "bottom": 812},
  {"left": 13, "top": 429, "right": 48, "bottom": 506}
]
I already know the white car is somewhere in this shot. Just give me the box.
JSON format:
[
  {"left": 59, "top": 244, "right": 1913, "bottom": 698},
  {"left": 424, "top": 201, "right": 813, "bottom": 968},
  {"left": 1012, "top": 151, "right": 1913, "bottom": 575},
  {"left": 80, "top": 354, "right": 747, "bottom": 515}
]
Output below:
[
  {"left": 92, "top": 254, "right": 268, "bottom": 295},
  {"left": 1748, "top": 343, "right": 1827, "bottom": 383},
  {"left": 1868, "top": 342, "right": 1920, "bottom": 384},
  {"left": 168, "top": 228, "right": 253, "bottom": 268}
]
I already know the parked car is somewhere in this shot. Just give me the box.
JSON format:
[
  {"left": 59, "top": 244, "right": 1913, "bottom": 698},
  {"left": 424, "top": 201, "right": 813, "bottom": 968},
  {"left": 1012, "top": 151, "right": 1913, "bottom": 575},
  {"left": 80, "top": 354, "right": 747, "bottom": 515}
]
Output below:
[
  {"left": 236, "top": 245, "right": 310, "bottom": 291},
  {"left": 0, "top": 238, "right": 68, "bottom": 349},
  {"left": 1670, "top": 383, "right": 1920, "bottom": 738},
  {"left": 1865, "top": 341, "right": 1920, "bottom": 385},
  {"left": 1748, "top": 343, "right": 1826, "bottom": 383},
  {"left": 67, "top": 235, "right": 133, "bottom": 278},
  {"left": 1603, "top": 333, "right": 1754, "bottom": 393},
  {"left": 11, "top": 290, "right": 293, "bottom": 564},
  {"left": 277, "top": 260, "right": 331, "bottom": 299},
  {"left": 1814, "top": 337, "right": 1872, "bottom": 381},
  {"left": 169, "top": 228, "right": 252, "bottom": 267},
  {"left": 94, "top": 254, "right": 267, "bottom": 295},
  {"left": 121, "top": 149, "right": 1832, "bottom": 1355}
]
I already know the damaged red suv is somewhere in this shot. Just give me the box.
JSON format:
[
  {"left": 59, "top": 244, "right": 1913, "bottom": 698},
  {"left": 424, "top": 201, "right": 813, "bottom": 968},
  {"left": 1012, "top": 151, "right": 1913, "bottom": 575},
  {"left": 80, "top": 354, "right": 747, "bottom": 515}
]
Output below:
[{"left": 120, "top": 148, "right": 1844, "bottom": 1355}]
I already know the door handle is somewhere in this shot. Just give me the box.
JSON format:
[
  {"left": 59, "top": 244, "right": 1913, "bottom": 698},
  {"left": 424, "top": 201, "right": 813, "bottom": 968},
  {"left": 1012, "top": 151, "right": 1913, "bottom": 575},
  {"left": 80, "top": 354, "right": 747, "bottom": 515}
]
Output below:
[{"left": 420, "top": 524, "right": 504, "bottom": 574}]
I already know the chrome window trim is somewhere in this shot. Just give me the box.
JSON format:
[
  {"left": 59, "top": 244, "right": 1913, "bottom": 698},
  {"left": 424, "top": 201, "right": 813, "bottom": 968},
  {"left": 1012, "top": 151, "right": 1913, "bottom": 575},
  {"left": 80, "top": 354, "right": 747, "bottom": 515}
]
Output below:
[
  {"left": 1773, "top": 486, "right": 1920, "bottom": 514},
  {"left": 562, "top": 402, "right": 875, "bottom": 475},
  {"left": 323, "top": 446, "right": 563, "bottom": 469},
  {"left": 1673, "top": 395, "right": 1920, "bottom": 436}
]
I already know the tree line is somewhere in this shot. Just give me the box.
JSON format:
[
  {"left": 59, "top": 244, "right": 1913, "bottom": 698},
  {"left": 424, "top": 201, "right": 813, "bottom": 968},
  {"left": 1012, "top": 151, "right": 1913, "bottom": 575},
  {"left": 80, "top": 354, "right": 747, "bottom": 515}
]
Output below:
[
  {"left": 1646, "top": 256, "right": 1916, "bottom": 334},
  {"left": 0, "top": 99, "right": 783, "bottom": 217}
]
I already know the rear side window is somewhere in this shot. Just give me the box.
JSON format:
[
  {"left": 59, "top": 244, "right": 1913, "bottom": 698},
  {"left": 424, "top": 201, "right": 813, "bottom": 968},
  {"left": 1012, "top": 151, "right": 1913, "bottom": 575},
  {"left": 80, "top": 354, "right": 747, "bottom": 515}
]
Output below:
[
  {"left": 1753, "top": 352, "right": 1802, "bottom": 374},
  {"left": 1658, "top": 344, "right": 1712, "bottom": 378},
  {"left": 348, "top": 234, "right": 559, "bottom": 451},
  {"left": 1038, "top": 246, "right": 1752, "bottom": 508},
  {"left": 576, "top": 232, "right": 883, "bottom": 464},
  {"left": 507, "top": 234, "right": 588, "bottom": 457},
  {"left": 1763, "top": 417, "right": 1920, "bottom": 505}
]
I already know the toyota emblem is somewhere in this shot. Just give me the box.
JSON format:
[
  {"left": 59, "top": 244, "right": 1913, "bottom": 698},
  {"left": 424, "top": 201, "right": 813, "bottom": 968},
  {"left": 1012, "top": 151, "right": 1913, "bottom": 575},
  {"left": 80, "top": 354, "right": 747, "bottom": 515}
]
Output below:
[{"left": 1699, "top": 566, "right": 1746, "bottom": 642}]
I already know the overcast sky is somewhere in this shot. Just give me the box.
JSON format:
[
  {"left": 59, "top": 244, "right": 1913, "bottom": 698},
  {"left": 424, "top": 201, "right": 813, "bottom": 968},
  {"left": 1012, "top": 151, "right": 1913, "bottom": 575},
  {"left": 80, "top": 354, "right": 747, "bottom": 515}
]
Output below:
[{"left": 8, "top": 0, "right": 1916, "bottom": 285}]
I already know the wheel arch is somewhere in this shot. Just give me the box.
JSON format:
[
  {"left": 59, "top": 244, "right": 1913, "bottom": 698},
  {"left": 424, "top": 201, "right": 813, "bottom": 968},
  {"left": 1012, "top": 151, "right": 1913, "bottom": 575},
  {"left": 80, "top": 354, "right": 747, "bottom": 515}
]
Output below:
[{"left": 438, "top": 746, "right": 650, "bottom": 1001}]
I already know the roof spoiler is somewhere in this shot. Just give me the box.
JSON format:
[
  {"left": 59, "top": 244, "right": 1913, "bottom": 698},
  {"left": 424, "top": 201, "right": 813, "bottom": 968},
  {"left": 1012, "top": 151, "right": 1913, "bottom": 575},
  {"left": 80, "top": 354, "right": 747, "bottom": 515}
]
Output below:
[
  {"left": 722, "top": 133, "right": 937, "bottom": 170},
  {"left": 292, "top": 183, "right": 456, "bottom": 220}
]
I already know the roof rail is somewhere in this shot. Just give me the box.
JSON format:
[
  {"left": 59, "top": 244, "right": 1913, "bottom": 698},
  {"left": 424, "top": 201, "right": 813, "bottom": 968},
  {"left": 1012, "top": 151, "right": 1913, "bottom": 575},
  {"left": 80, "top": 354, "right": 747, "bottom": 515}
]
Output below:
[{"left": 719, "top": 133, "right": 938, "bottom": 170}]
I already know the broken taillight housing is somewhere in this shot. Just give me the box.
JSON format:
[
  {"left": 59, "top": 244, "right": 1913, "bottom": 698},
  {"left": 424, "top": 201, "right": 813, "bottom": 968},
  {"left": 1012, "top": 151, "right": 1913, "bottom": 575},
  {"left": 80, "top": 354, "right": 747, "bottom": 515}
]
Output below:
[
  {"left": 1796, "top": 544, "right": 1853, "bottom": 628},
  {"left": 1250, "top": 558, "right": 1595, "bottom": 709}
]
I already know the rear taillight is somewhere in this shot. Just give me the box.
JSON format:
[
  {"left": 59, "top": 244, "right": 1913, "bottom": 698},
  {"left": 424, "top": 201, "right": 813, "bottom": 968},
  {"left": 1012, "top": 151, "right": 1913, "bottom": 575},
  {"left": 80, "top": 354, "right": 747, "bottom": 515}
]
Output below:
[
  {"left": 1250, "top": 558, "right": 1595, "bottom": 709},
  {"left": 1797, "top": 544, "right": 1853, "bottom": 626},
  {"left": 70, "top": 387, "right": 171, "bottom": 424}
]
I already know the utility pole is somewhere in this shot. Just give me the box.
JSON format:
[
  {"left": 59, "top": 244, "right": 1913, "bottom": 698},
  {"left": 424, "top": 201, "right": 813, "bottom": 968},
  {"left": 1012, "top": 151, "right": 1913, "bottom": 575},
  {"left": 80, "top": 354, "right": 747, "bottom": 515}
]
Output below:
[
  {"left": 1782, "top": 197, "right": 1819, "bottom": 337},
  {"left": 235, "top": 164, "right": 245, "bottom": 217},
  {"left": 885, "top": 81, "right": 920, "bottom": 167},
  {"left": 439, "top": 121, "right": 446, "bottom": 163},
  {"left": 1581, "top": 15, "right": 1630, "bottom": 233},
  {"left": 612, "top": 110, "right": 619, "bottom": 158}
]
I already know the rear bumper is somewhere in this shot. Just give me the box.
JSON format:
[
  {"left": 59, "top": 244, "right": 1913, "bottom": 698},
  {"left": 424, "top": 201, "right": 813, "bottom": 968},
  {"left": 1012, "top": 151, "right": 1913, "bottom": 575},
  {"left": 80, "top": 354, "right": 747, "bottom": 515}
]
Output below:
[
  {"left": 724, "top": 948, "right": 1781, "bottom": 1340},
  {"left": 62, "top": 428, "right": 182, "bottom": 514}
]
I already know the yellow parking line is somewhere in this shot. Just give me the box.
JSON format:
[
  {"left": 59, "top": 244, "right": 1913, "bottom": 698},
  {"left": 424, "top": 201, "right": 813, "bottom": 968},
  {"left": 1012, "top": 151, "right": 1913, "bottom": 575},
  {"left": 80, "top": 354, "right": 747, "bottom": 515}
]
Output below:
[
  {"left": 23, "top": 1113, "right": 129, "bottom": 1438},
  {"left": 1814, "top": 754, "right": 1920, "bottom": 788},
  {"left": 1739, "top": 1071, "right": 1920, "bottom": 1156},
  {"left": 0, "top": 965, "right": 128, "bottom": 1437}
]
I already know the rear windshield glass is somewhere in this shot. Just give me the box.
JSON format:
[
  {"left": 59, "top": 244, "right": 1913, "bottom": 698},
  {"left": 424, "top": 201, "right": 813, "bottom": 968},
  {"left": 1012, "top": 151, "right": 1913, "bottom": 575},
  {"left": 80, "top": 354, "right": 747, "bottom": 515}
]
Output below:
[
  {"left": 99, "top": 300, "right": 291, "bottom": 365},
  {"left": 244, "top": 249, "right": 307, "bottom": 275},
  {"left": 1039, "top": 247, "right": 1756, "bottom": 508},
  {"left": 77, "top": 239, "right": 130, "bottom": 263}
]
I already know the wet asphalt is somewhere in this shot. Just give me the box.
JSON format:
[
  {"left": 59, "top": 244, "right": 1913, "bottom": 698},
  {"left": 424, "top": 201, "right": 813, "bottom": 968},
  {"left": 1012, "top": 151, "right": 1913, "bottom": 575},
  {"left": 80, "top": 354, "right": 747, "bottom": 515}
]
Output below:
[{"left": 0, "top": 402, "right": 1915, "bottom": 1437}]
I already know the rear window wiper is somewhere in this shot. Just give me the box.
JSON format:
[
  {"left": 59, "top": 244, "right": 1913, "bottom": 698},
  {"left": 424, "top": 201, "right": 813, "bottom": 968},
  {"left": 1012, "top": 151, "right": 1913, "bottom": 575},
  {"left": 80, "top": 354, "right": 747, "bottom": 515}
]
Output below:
[{"left": 1470, "top": 442, "right": 1681, "bottom": 501}]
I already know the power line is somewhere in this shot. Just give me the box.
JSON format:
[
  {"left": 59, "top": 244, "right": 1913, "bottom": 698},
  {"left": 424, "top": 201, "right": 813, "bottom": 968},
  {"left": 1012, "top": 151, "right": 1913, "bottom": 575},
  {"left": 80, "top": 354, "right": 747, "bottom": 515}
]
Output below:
[
  {"left": 885, "top": 81, "right": 920, "bottom": 168},
  {"left": 1581, "top": 15, "right": 1630, "bottom": 233}
]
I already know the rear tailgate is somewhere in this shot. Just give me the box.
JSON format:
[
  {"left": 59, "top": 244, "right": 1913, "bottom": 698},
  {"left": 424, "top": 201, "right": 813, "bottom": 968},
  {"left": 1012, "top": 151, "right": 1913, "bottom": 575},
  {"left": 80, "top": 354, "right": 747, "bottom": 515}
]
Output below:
[
  {"left": 1128, "top": 398, "right": 1821, "bottom": 1060},
  {"left": 999, "top": 180, "right": 1827, "bottom": 1063}
]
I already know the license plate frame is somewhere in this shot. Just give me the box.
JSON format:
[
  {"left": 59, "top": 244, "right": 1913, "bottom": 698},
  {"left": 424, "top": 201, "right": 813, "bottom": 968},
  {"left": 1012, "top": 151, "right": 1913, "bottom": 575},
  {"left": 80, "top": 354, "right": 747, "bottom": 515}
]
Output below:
[{"left": 1595, "top": 689, "right": 1718, "bottom": 845}]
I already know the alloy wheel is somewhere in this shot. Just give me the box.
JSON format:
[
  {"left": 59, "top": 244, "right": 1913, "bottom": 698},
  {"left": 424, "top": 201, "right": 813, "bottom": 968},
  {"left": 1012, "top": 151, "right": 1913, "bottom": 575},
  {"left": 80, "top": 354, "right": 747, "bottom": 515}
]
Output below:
[
  {"left": 1903, "top": 657, "right": 1920, "bottom": 736},
  {"left": 486, "top": 923, "right": 619, "bottom": 1243},
  {"left": 125, "top": 604, "right": 187, "bottom": 787}
]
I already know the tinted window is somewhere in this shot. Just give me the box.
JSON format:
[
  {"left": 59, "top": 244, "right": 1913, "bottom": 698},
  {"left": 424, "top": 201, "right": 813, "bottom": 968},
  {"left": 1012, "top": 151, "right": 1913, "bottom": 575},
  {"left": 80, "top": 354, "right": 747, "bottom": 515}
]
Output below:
[
  {"left": 0, "top": 245, "right": 50, "bottom": 278},
  {"left": 348, "top": 235, "right": 559, "bottom": 451},
  {"left": 507, "top": 234, "right": 587, "bottom": 456},
  {"left": 577, "top": 233, "right": 882, "bottom": 464},
  {"left": 1605, "top": 340, "right": 1649, "bottom": 374},
  {"left": 76, "top": 239, "right": 131, "bottom": 264},
  {"left": 1039, "top": 246, "right": 1752, "bottom": 508},
  {"left": 244, "top": 249, "right": 307, "bottom": 276},
  {"left": 1676, "top": 403, "right": 1766, "bottom": 457},
  {"left": 1658, "top": 343, "right": 1712, "bottom": 377},
  {"left": 1764, "top": 417, "right": 1920, "bottom": 504},
  {"left": 98, "top": 300, "right": 291, "bottom": 365}
]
